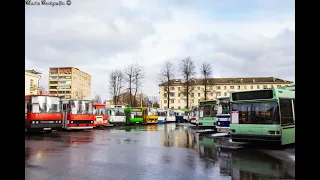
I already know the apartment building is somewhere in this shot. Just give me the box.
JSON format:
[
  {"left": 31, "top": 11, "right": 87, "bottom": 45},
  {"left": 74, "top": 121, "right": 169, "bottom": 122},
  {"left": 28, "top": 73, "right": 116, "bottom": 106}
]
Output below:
[
  {"left": 25, "top": 69, "right": 41, "bottom": 95},
  {"left": 159, "top": 77, "right": 294, "bottom": 109},
  {"left": 48, "top": 67, "right": 91, "bottom": 100}
]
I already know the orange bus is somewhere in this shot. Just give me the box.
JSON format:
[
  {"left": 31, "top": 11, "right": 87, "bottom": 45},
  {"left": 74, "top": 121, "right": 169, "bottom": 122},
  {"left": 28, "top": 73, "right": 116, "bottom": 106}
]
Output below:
[
  {"left": 93, "top": 104, "right": 108, "bottom": 127},
  {"left": 61, "top": 99, "right": 95, "bottom": 130},
  {"left": 25, "top": 94, "right": 63, "bottom": 132}
]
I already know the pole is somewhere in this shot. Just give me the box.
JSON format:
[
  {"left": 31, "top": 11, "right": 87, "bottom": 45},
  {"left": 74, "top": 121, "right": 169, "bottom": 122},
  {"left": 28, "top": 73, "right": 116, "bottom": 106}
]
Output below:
[
  {"left": 140, "top": 92, "right": 143, "bottom": 107},
  {"left": 57, "top": 68, "right": 59, "bottom": 97}
]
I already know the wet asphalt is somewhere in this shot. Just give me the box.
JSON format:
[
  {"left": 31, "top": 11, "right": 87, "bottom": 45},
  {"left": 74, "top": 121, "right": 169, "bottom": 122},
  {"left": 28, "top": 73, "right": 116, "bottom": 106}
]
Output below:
[{"left": 25, "top": 123, "right": 295, "bottom": 180}]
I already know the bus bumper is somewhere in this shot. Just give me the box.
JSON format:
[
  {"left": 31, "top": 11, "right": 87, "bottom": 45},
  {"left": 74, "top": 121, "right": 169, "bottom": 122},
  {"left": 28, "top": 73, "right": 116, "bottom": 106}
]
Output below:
[
  {"left": 158, "top": 120, "right": 165, "bottom": 124},
  {"left": 27, "top": 124, "right": 62, "bottom": 131},
  {"left": 110, "top": 122, "right": 125, "bottom": 126},
  {"left": 230, "top": 134, "right": 281, "bottom": 143},
  {"left": 66, "top": 126, "right": 94, "bottom": 130}
]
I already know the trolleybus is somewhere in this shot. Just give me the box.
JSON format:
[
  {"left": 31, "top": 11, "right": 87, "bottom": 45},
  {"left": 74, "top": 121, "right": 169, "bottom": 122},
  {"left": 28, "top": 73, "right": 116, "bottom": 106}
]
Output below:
[
  {"left": 229, "top": 88, "right": 295, "bottom": 145},
  {"left": 216, "top": 97, "right": 231, "bottom": 133},
  {"left": 25, "top": 94, "right": 63, "bottom": 132},
  {"left": 144, "top": 107, "right": 158, "bottom": 124},
  {"left": 61, "top": 99, "right": 95, "bottom": 130},
  {"left": 157, "top": 108, "right": 166, "bottom": 124},
  {"left": 174, "top": 110, "right": 184, "bottom": 123},
  {"left": 190, "top": 106, "right": 199, "bottom": 125},
  {"left": 108, "top": 105, "right": 126, "bottom": 126},
  {"left": 198, "top": 100, "right": 218, "bottom": 128},
  {"left": 125, "top": 107, "right": 144, "bottom": 125},
  {"left": 93, "top": 104, "right": 108, "bottom": 127}
]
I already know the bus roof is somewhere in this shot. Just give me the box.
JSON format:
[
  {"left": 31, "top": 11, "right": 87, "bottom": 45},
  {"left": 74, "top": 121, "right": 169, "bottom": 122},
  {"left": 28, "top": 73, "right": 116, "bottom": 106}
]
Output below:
[
  {"left": 25, "top": 94, "right": 59, "bottom": 97},
  {"left": 230, "top": 88, "right": 294, "bottom": 102}
]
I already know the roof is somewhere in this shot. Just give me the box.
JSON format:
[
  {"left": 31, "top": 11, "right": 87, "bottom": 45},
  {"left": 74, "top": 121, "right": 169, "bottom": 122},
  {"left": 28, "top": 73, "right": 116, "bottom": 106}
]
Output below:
[
  {"left": 25, "top": 69, "right": 42, "bottom": 75},
  {"left": 159, "top": 77, "right": 293, "bottom": 86}
]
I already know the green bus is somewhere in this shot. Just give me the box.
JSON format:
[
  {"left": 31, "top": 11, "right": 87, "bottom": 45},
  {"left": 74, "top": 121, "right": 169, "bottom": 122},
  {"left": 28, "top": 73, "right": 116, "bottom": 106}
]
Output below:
[
  {"left": 198, "top": 100, "right": 218, "bottom": 128},
  {"left": 124, "top": 107, "right": 144, "bottom": 125},
  {"left": 229, "top": 88, "right": 295, "bottom": 145}
]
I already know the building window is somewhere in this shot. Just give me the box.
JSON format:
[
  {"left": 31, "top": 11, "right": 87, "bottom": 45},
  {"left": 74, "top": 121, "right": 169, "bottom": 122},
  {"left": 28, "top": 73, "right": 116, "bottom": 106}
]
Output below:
[
  {"left": 164, "top": 93, "right": 167, "bottom": 98},
  {"left": 191, "top": 93, "right": 194, "bottom": 97},
  {"left": 210, "top": 93, "right": 213, "bottom": 96},
  {"left": 178, "top": 106, "right": 181, "bottom": 109},
  {"left": 164, "top": 100, "right": 167, "bottom": 103},
  {"left": 170, "top": 99, "right": 174, "bottom": 103},
  {"left": 178, "top": 87, "right": 181, "bottom": 91},
  {"left": 170, "top": 93, "right": 175, "bottom": 97},
  {"left": 250, "top": 85, "right": 253, "bottom": 89},
  {"left": 257, "top": 85, "right": 260, "bottom": 89},
  {"left": 30, "top": 79, "right": 33, "bottom": 87},
  {"left": 217, "top": 92, "right": 221, "bottom": 96},
  {"left": 192, "top": 100, "right": 195, "bottom": 103},
  {"left": 277, "top": 85, "right": 281, "bottom": 88},
  {"left": 230, "top": 86, "right": 234, "bottom": 90},
  {"left": 170, "top": 87, "right": 175, "bottom": 90},
  {"left": 164, "top": 106, "right": 167, "bottom": 109},
  {"left": 192, "top": 87, "right": 194, "bottom": 90},
  {"left": 279, "top": 99, "right": 294, "bottom": 125},
  {"left": 217, "top": 86, "right": 221, "bottom": 90},
  {"left": 224, "top": 92, "right": 227, "bottom": 96},
  {"left": 263, "top": 85, "right": 268, "bottom": 89},
  {"left": 197, "top": 87, "right": 200, "bottom": 90},
  {"left": 178, "top": 93, "right": 181, "bottom": 97},
  {"left": 224, "top": 86, "right": 227, "bottom": 90},
  {"left": 238, "top": 86, "right": 240, "bottom": 89},
  {"left": 244, "top": 86, "right": 247, "bottom": 90},
  {"left": 271, "top": 85, "right": 274, "bottom": 88},
  {"left": 178, "top": 100, "right": 180, "bottom": 103},
  {"left": 198, "top": 93, "right": 200, "bottom": 97},
  {"left": 171, "top": 106, "right": 174, "bottom": 109}
]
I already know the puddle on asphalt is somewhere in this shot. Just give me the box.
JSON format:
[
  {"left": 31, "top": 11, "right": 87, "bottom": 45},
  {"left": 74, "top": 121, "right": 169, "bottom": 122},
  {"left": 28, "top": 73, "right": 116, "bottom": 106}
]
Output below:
[{"left": 25, "top": 123, "right": 295, "bottom": 179}]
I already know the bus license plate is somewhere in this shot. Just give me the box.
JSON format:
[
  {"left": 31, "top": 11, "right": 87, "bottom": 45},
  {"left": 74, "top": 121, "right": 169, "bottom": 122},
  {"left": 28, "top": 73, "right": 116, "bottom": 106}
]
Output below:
[
  {"left": 136, "top": 122, "right": 139, "bottom": 123},
  {"left": 43, "top": 128, "right": 51, "bottom": 130}
]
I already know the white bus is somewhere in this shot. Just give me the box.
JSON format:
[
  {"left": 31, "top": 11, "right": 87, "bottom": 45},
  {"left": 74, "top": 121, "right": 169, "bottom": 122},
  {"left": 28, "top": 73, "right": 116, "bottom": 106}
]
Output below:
[{"left": 108, "top": 105, "right": 126, "bottom": 126}]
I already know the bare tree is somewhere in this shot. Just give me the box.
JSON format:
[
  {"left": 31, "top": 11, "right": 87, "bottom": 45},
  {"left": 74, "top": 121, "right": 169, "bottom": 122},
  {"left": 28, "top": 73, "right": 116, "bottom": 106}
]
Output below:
[
  {"left": 109, "top": 70, "right": 124, "bottom": 105},
  {"left": 133, "top": 63, "right": 144, "bottom": 107},
  {"left": 179, "top": 57, "right": 196, "bottom": 109},
  {"left": 124, "top": 64, "right": 135, "bottom": 107},
  {"left": 158, "top": 60, "right": 175, "bottom": 109},
  {"left": 149, "top": 96, "right": 158, "bottom": 107},
  {"left": 93, "top": 94, "right": 102, "bottom": 104},
  {"left": 200, "top": 61, "right": 213, "bottom": 100}
]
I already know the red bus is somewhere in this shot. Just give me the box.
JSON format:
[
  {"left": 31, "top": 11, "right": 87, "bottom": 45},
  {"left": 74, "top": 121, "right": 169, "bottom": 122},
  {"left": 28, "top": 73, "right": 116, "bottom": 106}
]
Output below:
[
  {"left": 61, "top": 99, "right": 95, "bottom": 130},
  {"left": 25, "top": 95, "right": 63, "bottom": 132},
  {"left": 93, "top": 104, "right": 108, "bottom": 127}
]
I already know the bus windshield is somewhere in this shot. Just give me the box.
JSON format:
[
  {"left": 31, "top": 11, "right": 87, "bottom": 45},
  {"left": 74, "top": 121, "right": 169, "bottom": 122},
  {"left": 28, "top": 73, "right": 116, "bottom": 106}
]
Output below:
[
  {"left": 201, "top": 105, "right": 217, "bottom": 117},
  {"left": 219, "top": 98, "right": 230, "bottom": 114},
  {"left": 94, "top": 107, "right": 106, "bottom": 115},
  {"left": 231, "top": 102, "right": 279, "bottom": 124},
  {"left": 46, "top": 96, "right": 61, "bottom": 113},
  {"left": 131, "top": 111, "right": 143, "bottom": 118},
  {"left": 148, "top": 108, "right": 157, "bottom": 116},
  {"left": 158, "top": 111, "right": 166, "bottom": 116},
  {"left": 31, "top": 96, "right": 60, "bottom": 113},
  {"left": 111, "top": 108, "right": 125, "bottom": 116},
  {"left": 70, "top": 100, "right": 93, "bottom": 114}
]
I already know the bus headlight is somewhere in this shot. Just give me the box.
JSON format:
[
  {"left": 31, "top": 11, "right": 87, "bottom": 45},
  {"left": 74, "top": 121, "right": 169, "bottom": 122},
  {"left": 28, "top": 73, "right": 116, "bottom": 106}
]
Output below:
[
  {"left": 70, "top": 121, "right": 73, "bottom": 124},
  {"left": 91, "top": 121, "right": 93, "bottom": 123},
  {"left": 55, "top": 121, "right": 58, "bottom": 123},
  {"left": 36, "top": 121, "right": 39, "bottom": 124},
  {"left": 59, "top": 121, "right": 61, "bottom": 123},
  {"left": 32, "top": 121, "right": 35, "bottom": 124}
]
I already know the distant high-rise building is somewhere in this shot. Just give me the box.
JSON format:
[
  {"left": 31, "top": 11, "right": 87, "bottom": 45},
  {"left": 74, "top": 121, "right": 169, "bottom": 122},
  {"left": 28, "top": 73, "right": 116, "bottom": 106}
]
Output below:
[{"left": 48, "top": 67, "right": 91, "bottom": 100}]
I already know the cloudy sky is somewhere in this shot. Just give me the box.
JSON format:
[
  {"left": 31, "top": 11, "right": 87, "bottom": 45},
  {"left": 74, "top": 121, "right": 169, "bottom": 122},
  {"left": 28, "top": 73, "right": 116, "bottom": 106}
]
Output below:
[{"left": 25, "top": 0, "right": 295, "bottom": 100}]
